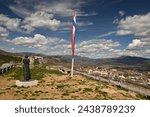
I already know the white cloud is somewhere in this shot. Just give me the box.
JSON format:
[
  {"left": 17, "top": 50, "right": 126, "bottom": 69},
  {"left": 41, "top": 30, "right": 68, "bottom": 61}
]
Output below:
[
  {"left": 59, "top": 21, "right": 93, "bottom": 32},
  {"left": 98, "top": 31, "right": 116, "bottom": 38},
  {"left": 116, "top": 12, "right": 150, "bottom": 37},
  {"left": 5, "top": 1, "right": 95, "bottom": 33},
  {"left": 77, "top": 22, "right": 93, "bottom": 27},
  {"left": 9, "top": 0, "right": 97, "bottom": 17},
  {"left": 0, "top": 26, "right": 9, "bottom": 39},
  {"left": 116, "top": 30, "right": 132, "bottom": 35},
  {"left": 0, "top": 14, "right": 21, "bottom": 31},
  {"left": 78, "top": 39, "right": 120, "bottom": 53},
  {"left": 11, "top": 47, "right": 15, "bottom": 50},
  {"left": 35, "top": 0, "right": 75, "bottom": 17},
  {"left": 11, "top": 34, "right": 48, "bottom": 46},
  {"left": 9, "top": 47, "right": 16, "bottom": 52},
  {"left": 75, "top": 39, "right": 121, "bottom": 58},
  {"left": 116, "top": 12, "right": 150, "bottom": 58},
  {"left": 11, "top": 34, "right": 64, "bottom": 49},
  {"left": 10, "top": 33, "right": 123, "bottom": 58},
  {"left": 125, "top": 38, "right": 150, "bottom": 58},
  {"left": 46, "top": 39, "right": 72, "bottom": 55},
  {"left": 46, "top": 39, "right": 120, "bottom": 57},
  {"left": 128, "top": 39, "right": 144, "bottom": 49},
  {"left": 119, "top": 10, "right": 125, "bottom": 17},
  {"left": 9, "top": 3, "right": 31, "bottom": 17},
  {"left": 60, "top": 21, "right": 93, "bottom": 28},
  {"left": 22, "top": 11, "right": 61, "bottom": 33}
]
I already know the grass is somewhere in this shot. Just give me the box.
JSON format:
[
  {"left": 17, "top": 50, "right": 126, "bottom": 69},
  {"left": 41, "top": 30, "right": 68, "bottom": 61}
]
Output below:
[
  {"left": 99, "top": 91, "right": 108, "bottom": 97},
  {"left": 136, "top": 94, "right": 149, "bottom": 99},
  {"left": 15, "top": 90, "right": 21, "bottom": 93},
  {"left": 11, "top": 85, "right": 17, "bottom": 88},
  {"left": 0, "top": 92, "right": 5, "bottom": 95},
  {"left": 146, "top": 96, "right": 150, "bottom": 100},
  {"left": 1, "top": 64, "right": 147, "bottom": 100},
  {"left": 14, "top": 94, "right": 18, "bottom": 96},
  {"left": 116, "top": 85, "right": 128, "bottom": 91},
  {"left": 83, "top": 88, "right": 93, "bottom": 93},
  {"left": 34, "top": 90, "right": 44, "bottom": 94},
  {"left": 71, "top": 88, "right": 82, "bottom": 93},
  {"left": 28, "top": 98, "right": 36, "bottom": 100},
  {"left": 32, "top": 93, "right": 36, "bottom": 96},
  {"left": 48, "top": 69, "right": 64, "bottom": 75},
  {"left": 5, "top": 67, "right": 23, "bottom": 80},
  {"left": 5, "top": 87, "right": 11, "bottom": 90},
  {"left": 94, "top": 86, "right": 108, "bottom": 97},
  {"left": 5, "top": 65, "right": 64, "bottom": 80},
  {"left": 46, "top": 83, "right": 51, "bottom": 86},
  {"left": 78, "top": 80, "right": 86, "bottom": 84},
  {"left": 95, "top": 86, "right": 100, "bottom": 92},
  {"left": 56, "top": 84, "right": 67, "bottom": 89},
  {"left": 41, "top": 98, "right": 52, "bottom": 100},
  {"left": 62, "top": 92, "right": 70, "bottom": 96}
]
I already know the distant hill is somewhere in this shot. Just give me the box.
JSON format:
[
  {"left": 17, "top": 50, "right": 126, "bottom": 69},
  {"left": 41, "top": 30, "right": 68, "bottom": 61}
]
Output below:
[
  {"left": 52, "top": 55, "right": 150, "bottom": 71},
  {"left": 0, "top": 49, "right": 11, "bottom": 55},
  {"left": 53, "top": 55, "right": 150, "bottom": 65},
  {"left": 0, "top": 49, "right": 22, "bottom": 65},
  {"left": 96, "top": 56, "right": 150, "bottom": 65}
]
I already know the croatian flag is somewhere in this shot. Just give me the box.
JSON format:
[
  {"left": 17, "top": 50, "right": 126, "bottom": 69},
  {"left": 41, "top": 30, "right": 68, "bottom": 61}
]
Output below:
[{"left": 71, "top": 12, "right": 77, "bottom": 58}]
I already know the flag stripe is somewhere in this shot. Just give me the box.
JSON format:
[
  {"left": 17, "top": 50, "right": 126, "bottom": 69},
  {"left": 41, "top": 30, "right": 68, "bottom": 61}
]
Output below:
[{"left": 71, "top": 12, "right": 77, "bottom": 58}]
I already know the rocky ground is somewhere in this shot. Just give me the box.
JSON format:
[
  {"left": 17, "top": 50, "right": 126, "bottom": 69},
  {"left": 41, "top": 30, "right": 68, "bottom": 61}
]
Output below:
[{"left": 0, "top": 73, "right": 146, "bottom": 100}]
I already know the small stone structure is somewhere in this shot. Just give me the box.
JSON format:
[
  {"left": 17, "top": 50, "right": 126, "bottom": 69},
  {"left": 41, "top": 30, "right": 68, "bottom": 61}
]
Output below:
[
  {"left": 16, "top": 80, "right": 38, "bottom": 87},
  {"left": 59, "top": 67, "right": 70, "bottom": 74},
  {"left": 28, "top": 56, "right": 43, "bottom": 64}
]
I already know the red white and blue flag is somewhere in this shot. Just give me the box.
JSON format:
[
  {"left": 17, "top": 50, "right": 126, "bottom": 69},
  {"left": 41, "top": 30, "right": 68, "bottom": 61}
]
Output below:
[{"left": 71, "top": 12, "right": 77, "bottom": 58}]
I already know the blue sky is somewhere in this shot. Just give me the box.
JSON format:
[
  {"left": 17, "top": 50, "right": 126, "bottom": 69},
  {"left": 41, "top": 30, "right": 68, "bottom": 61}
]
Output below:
[{"left": 0, "top": 0, "right": 150, "bottom": 58}]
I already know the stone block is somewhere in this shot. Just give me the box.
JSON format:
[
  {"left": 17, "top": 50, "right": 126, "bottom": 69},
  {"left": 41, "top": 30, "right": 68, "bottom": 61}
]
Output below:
[{"left": 16, "top": 80, "right": 38, "bottom": 87}]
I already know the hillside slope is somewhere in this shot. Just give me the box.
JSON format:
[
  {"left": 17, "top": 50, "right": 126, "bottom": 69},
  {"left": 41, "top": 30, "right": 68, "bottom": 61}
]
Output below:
[{"left": 0, "top": 49, "right": 22, "bottom": 65}]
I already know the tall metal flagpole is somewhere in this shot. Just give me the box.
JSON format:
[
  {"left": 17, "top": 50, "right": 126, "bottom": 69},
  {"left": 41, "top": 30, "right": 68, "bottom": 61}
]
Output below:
[{"left": 71, "top": 11, "right": 76, "bottom": 78}]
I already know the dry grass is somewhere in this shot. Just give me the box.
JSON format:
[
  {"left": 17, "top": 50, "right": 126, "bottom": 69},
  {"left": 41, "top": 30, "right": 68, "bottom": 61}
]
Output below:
[{"left": 0, "top": 74, "right": 146, "bottom": 100}]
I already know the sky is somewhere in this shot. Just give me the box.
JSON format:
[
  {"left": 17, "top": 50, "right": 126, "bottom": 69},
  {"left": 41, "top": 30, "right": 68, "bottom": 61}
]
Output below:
[{"left": 0, "top": 0, "right": 150, "bottom": 59}]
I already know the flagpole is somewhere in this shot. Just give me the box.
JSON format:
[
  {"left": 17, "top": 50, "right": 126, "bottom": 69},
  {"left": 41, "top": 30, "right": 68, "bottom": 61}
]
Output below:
[
  {"left": 71, "top": 57, "right": 74, "bottom": 77},
  {"left": 70, "top": 11, "right": 76, "bottom": 78}
]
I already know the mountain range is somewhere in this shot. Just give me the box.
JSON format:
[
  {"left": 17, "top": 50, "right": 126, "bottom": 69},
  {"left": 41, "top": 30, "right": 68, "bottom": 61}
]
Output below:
[{"left": 0, "top": 49, "right": 150, "bottom": 71}]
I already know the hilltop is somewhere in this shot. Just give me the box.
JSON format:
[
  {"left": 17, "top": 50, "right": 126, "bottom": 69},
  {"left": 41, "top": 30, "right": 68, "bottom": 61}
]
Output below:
[
  {"left": 0, "top": 70, "right": 146, "bottom": 100},
  {"left": 0, "top": 49, "right": 149, "bottom": 100}
]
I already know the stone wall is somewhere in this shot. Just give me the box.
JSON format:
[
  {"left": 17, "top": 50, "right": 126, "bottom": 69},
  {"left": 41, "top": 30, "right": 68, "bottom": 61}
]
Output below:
[{"left": 0, "top": 62, "right": 15, "bottom": 74}]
